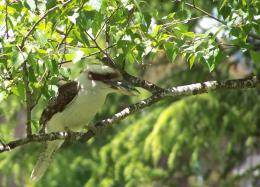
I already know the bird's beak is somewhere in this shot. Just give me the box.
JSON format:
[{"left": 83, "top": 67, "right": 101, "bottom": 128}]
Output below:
[{"left": 105, "top": 80, "right": 140, "bottom": 96}]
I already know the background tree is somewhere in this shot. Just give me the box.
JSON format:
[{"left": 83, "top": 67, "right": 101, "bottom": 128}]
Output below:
[{"left": 0, "top": 0, "right": 260, "bottom": 186}]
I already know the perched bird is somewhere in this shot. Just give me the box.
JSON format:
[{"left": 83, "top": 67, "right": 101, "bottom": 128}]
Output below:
[{"left": 31, "top": 64, "right": 138, "bottom": 181}]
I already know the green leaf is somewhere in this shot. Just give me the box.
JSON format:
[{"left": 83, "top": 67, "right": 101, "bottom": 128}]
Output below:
[
  {"left": 164, "top": 43, "right": 177, "bottom": 62},
  {"left": 183, "top": 32, "right": 195, "bottom": 38},
  {"left": 72, "top": 27, "right": 90, "bottom": 46},
  {"left": 46, "top": 0, "right": 57, "bottom": 9},
  {"left": 126, "top": 52, "right": 135, "bottom": 64},
  {"left": 230, "top": 27, "right": 241, "bottom": 37},
  {"left": 219, "top": 4, "right": 231, "bottom": 19},
  {"left": 143, "top": 13, "right": 152, "bottom": 28},
  {"left": 92, "top": 12, "right": 103, "bottom": 36},
  {"left": 28, "top": 67, "right": 37, "bottom": 82},
  {"left": 250, "top": 51, "right": 260, "bottom": 64},
  {"left": 175, "top": 9, "right": 191, "bottom": 20},
  {"left": 32, "top": 119, "right": 39, "bottom": 132},
  {"left": 220, "top": 0, "right": 228, "bottom": 9},
  {"left": 12, "top": 50, "right": 24, "bottom": 68},
  {"left": 11, "top": 86, "right": 19, "bottom": 97},
  {"left": 35, "top": 30, "right": 48, "bottom": 47},
  {"left": 78, "top": 11, "right": 95, "bottom": 30},
  {"left": 188, "top": 54, "right": 196, "bottom": 68},
  {"left": 206, "top": 56, "right": 215, "bottom": 72},
  {"left": 51, "top": 60, "right": 58, "bottom": 74},
  {"left": 11, "top": 82, "right": 25, "bottom": 101},
  {"left": 88, "top": 0, "right": 102, "bottom": 11},
  {"left": 214, "top": 50, "right": 225, "bottom": 65},
  {"left": 24, "top": 0, "right": 36, "bottom": 11},
  {"left": 64, "top": 54, "right": 75, "bottom": 62},
  {"left": 153, "top": 25, "right": 161, "bottom": 35},
  {"left": 241, "top": 0, "right": 247, "bottom": 7}
]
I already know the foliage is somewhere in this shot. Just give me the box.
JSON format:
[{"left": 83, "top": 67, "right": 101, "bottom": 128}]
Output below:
[{"left": 0, "top": 0, "right": 260, "bottom": 186}]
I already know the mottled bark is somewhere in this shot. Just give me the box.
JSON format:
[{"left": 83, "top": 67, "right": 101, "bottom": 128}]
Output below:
[{"left": 1, "top": 76, "right": 259, "bottom": 153}]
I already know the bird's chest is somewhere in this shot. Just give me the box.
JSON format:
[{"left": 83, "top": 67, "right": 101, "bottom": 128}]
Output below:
[{"left": 46, "top": 90, "right": 106, "bottom": 132}]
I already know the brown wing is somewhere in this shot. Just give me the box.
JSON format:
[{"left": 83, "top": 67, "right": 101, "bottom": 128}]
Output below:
[{"left": 39, "top": 81, "right": 79, "bottom": 132}]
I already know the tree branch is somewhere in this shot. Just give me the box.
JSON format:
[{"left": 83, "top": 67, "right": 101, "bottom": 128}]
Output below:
[
  {"left": 183, "top": 2, "right": 226, "bottom": 25},
  {"left": 100, "top": 57, "right": 166, "bottom": 93},
  {"left": 1, "top": 76, "right": 259, "bottom": 153},
  {"left": 85, "top": 31, "right": 117, "bottom": 67}
]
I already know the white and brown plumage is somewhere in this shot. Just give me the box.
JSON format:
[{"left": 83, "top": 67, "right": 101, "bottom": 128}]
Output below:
[{"left": 31, "top": 64, "right": 138, "bottom": 181}]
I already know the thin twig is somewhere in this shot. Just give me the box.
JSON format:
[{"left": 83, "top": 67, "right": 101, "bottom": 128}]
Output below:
[
  {"left": 59, "top": 44, "right": 117, "bottom": 65},
  {"left": 56, "top": 28, "right": 66, "bottom": 35},
  {"left": 85, "top": 31, "right": 116, "bottom": 67},
  {"left": 183, "top": 2, "right": 260, "bottom": 47},
  {"left": 162, "top": 16, "right": 203, "bottom": 29},
  {"left": 95, "top": 6, "right": 122, "bottom": 39},
  {"left": 17, "top": 45, "right": 32, "bottom": 136},
  {"left": 2, "top": 62, "right": 13, "bottom": 80},
  {"left": 30, "top": 70, "right": 51, "bottom": 110},
  {"left": 47, "top": 38, "right": 99, "bottom": 48},
  {"left": 22, "top": 65, "right": 32, "bottom": 135},
  {"left": 58, "top": 24, "right": 74, "bottom": 65},
  {"left": 20, "top": 0, "right": 72, "bottom": 49},
  {"left": 184, "top": 2, "right": 226, "bottom": 25},
  {"left": 105, "top": 24, "right": 110, "bottom": 54},
  {"left": 57, "top": 24, "right": 74, "bottom": 50},
  {"left": 117, "top": 7, "right": 135, "bottom": 43},
  {"left": 5, "top": 0, "right": 9, "bottom": 39}
]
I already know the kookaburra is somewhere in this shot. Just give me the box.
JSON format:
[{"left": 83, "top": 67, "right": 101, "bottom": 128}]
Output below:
[{"left": 31, "top": 64, "right": 138, "bottom": 181}]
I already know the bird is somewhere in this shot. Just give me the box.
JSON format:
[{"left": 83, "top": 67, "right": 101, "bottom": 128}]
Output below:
[{"left": 30, "top": 64, "right": 138, "bottom": 181}]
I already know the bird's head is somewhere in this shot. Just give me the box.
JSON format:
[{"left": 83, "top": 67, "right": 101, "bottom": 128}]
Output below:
[{"left": 77, "top": 64, "right": 139, "bottom": 95}]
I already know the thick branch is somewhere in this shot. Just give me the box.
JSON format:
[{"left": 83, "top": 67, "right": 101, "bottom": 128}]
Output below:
[
  {"left": 0, "top": 132, "right": 85, "bottom": 152},
  {"left": 123, "top": 72, "right": 166, "bottom": 93},
  {"left": 1, "top": 76, "right": 259, "bottom": 153}
]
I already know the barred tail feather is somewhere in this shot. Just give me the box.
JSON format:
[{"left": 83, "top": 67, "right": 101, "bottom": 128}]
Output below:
[{"left": 30, "top": 140, "right": 64, "bottom": 181}]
